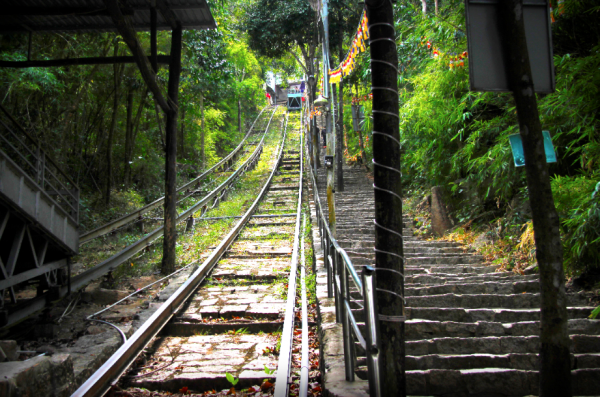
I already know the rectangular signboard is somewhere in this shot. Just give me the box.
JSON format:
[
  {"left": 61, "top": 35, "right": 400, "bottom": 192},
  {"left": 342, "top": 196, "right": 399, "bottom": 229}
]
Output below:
[
  {"left": 465, "top": 0, "right": 555, "bottom": 93},
  {"left": 509, "top": 130, "right": 557, "bottom": 167}
]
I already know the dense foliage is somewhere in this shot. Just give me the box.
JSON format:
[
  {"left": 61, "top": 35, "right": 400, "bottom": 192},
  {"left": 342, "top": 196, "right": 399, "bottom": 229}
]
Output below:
[
  {"left": 0, "top": 1, "right": 266, "bottom": 228},
  {"left": 337, "top": 0, "right": 599, "bottom": 275},
  {"left": 0, "top": 0, "right": 597, "bottom": 276}
]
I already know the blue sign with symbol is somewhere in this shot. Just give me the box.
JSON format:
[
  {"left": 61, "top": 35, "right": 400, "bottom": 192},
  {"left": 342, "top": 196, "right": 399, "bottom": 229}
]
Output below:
[{"left": 509, "top": 130, "right": 557, "bottom": 167}]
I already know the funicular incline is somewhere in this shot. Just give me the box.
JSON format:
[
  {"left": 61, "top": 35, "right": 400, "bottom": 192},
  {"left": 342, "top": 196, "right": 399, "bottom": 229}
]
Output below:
[
  {"left": 312, "top": 160, "right": 600, "bottom": 396},
  {"left": 0, "top": 108, "right": 79, "bottom": 324},
  {"left": 79, "top": 105, "right": 273, "bottom": 245}
]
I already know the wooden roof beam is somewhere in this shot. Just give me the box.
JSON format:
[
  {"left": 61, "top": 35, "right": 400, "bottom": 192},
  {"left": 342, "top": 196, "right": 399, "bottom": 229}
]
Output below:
[
  {"left": 2, "top": 4, "right": 209, "bottom": 17},
  {"left": 155, "top": 0, "right": 181, "bottom": 31},
  {"left": 102, "top": 0, "right": 171, "bottom": 113},
  {"left": 4, "top": 6, "right": 134, "bottom": 17},
  {"left": 0, "top": 55, "right": 171, "bottom": 69}
]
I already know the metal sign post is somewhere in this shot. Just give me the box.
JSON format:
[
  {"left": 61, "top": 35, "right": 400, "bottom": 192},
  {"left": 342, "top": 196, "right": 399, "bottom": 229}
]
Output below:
[{"left": 467, "top": 1, "right": 573, "bottom": 394}]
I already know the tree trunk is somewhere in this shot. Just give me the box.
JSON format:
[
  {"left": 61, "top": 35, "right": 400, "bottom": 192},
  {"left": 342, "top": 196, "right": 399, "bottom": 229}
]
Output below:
[
  {"left": 180, "top": 106, "right": 186, "bottom": 159},
  {"left": 497, "top": 2, "right": 571, "bottom": 396},
  {"left": 123, "top": 87, "right": 134, "bottom": 188},
  {"left": 199, "top": 92, "right": 205, "bottom": 169},
  {"left": 421, "top": 0, "right": 427, "bottom": 13},
  {"left": 337, "top": 25, "right": 344, "bottom": 192},
  {"left": 435, "top": 0, "right": 439, "bottom": 15},
  {"left": 105, "top": 42, "right": 123, "bottom": 206},
  {"left": 238, "top": 97, "right": 242, "bottom": 136},
  {"left": 327, "top": 84, "right": 336, "bottom": 237},
  {"left": 124, "top": 88, "right": 147, "bottom": 188},
  {"left": 161, "top": 26, "right": 182, "bottom": 275},
  {"left": 366, "top": 0, "right": 405, "bottom": 396},
  {"left": 355, "top": 84, "right": 368, "bottom": 167}
]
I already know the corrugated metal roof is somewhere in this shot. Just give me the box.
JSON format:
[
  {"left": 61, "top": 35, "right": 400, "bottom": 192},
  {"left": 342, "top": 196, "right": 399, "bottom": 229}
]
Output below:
[{"left": 0, "top": 0, "right": 216, "bottom": 34}]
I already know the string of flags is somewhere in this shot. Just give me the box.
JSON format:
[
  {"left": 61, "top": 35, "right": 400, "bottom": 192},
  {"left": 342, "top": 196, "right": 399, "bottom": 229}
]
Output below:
[
  {"left": 329, "top": 10, "right": 370, "bottom": 84},
  {"left": 550, "top": 0, "right": 564, "bottom": 23},
  {"left": 324, "top": 1, "right": 562, "bottom": 86},
  {"left": 421, "top": 37, "right": 468, "bottom": 70},
  {"left": 351, "top": 94, "right": 373, "bottom": 104},
  {"left": 309, "top": 109, "right": 323, "bottom": 120}
]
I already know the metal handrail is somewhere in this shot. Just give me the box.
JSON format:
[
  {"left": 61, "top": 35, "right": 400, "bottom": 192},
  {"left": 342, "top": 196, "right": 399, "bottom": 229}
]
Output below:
[
  {"left": 79, "top": 105, "right": 273, "bottom": 243},
  {"left": 0, "top": 114, "right": 79, "bottom": 222},
  {"left": 304, "top": 133, "right": 382, "bottom": 396}
]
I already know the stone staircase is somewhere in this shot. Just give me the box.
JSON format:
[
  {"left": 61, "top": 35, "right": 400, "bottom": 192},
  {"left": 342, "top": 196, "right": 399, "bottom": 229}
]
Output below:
[{"left": 315, "top": 163, "right": 600, "bottom": 396}]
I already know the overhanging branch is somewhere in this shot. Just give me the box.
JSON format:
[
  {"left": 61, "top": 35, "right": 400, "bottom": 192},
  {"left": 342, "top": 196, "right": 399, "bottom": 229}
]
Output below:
[{"left": 289, "top": 49, "right": 308, "bottom": 73}]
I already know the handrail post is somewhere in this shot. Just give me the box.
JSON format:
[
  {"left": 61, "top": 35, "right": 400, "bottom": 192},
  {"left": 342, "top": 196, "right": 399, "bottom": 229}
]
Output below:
[
  {"left": 363, "top": 265, "right": 382, "bottom": 397},
  {"left": 334, "top": 250, "right": 342, "bottom": 322},
  {"left": 325, "top": 234, "right": 333, "bottom": 298},
  {"left": 341, "top": 255, "right": 355, "bottom": 381}
]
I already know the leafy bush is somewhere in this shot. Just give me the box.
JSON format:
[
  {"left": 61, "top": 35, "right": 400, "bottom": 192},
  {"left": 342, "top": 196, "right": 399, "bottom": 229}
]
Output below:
[{"left": 561, "top": 181, "right": 600, "bottom": 274}]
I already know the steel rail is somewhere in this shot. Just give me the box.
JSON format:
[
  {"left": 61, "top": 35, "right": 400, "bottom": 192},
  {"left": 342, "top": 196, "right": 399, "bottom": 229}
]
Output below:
[
  {"left": 5, "top": 109, "right": 279, "bottom": 329},
  {"left": 299, "top": 214, "right": 309, "bottom": 397},
  {"left": 71, "top": 109, "right": 290, "bottom": 397},
  {"left": 274, "top": 115, "right": 303, "bottom": 397},
  {"left": 298, "top": 104, "right": 309, "bottom": 397},
  {"left": 79, "top": 105, "right": 273, "bottom": 244},
  {"left": 298, "top": 106, "right": 310, "bottom": 397}
]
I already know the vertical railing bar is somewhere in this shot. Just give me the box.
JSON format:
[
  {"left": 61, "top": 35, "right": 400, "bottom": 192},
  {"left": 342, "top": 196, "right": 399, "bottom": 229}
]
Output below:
[
  {"left": 334, "top": 250, "right": 342, "bottom": 323},
  {"left": 341, "top": 253, "right": 355, "bottom": 381},
  {"left": 363, "top": 266, "right": 382, "bottom": 397}
]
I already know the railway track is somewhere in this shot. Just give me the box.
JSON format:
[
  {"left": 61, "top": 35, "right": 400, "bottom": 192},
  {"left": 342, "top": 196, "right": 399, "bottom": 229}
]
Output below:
[
  {"left": 3, "top": 107, "right": 280, "bottom": 328},
  {"left": 73, "top": 110, "right": 311, "bottom": 396},
  {"left": 79, "top": 106, "right": 275, "bottom": 245}
]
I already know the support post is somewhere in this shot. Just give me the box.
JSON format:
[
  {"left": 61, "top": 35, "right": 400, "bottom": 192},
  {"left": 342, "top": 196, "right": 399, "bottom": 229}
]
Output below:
[
  {"left": 366, "top": 0, "right": 405, "bottom": 396},
  {"left": 27, "top": 31, "right": 32, "bottom": 61},
  {"left": 497, "top": 2, "right": 571, "bottom": 396},
  {"left": 161, "top": 25, "right": 182, "bottom": 274},
  {"left": 326, "top": 94, "right": 336, "bottom": 237},
  {"left": 103, "top": 0, "right": 170, "bottom": 112},
  {"left": 337, "top": 18, "right": 344, "bottom": 191},
  {"left": 151, "top": 5, "right": 158, "bottom": 72}
]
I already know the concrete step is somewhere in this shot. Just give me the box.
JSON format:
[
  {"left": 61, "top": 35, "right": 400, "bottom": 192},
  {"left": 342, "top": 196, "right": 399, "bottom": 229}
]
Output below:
[
  {"left": 404, "top": 334, "right": 600, "bottom": 356},
  {"left": 405, "top": 280, "right": 539, "bottom": 296},
  {"left": 404, "top": 368, "right": 599, "bottom": 396},
  {"left": 401, "top": 318, "right": 600, "bottom": 340},
  {"left": 405, "top": 292, "right": 589, "bottom": 309},
  {"left": 404, "top": 307, "right": 596, "bottom": 322},
  {"left": 406, "top": 255, "right": 486, "bottom": 265},
  {"left": 404, "top": 265, "right": 498, "bottom": 275},
  {"left": 405, "top": 272, "right": 535, "bottom": 285},
  {"left": 404, "top": 352, "right": 600, "bottom": 371},
  {"left": 351, "top": 306, "right": 596, "bottom": 323}
]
